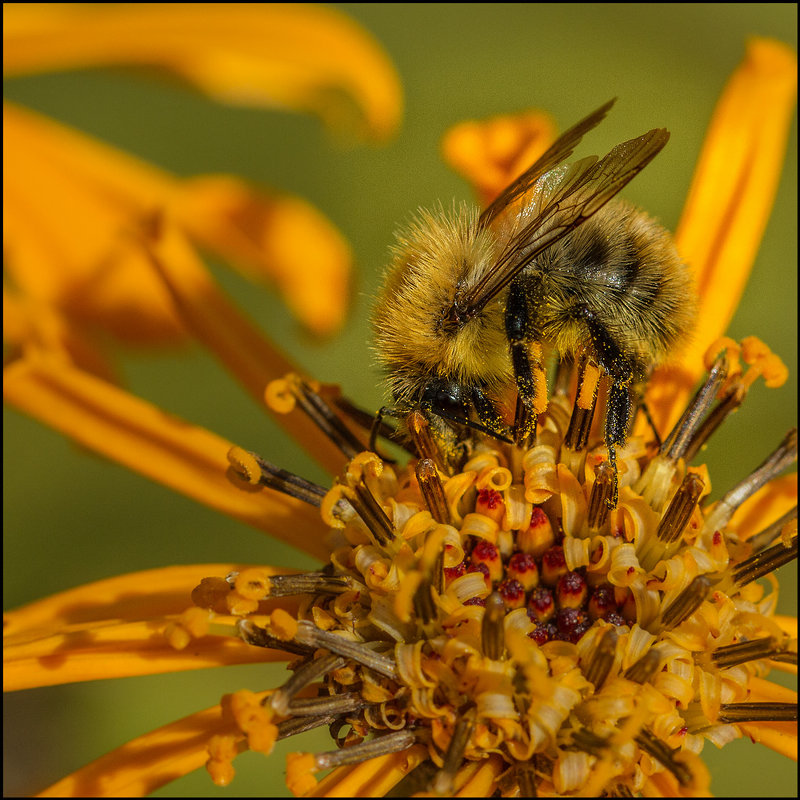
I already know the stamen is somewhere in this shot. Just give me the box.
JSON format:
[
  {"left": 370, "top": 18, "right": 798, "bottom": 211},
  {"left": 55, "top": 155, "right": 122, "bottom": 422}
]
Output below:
[
  {"left": 657, "top": 472, "right": 705, "bottom": 544},
  {"left": 482, "top": 591, "right": 506, "bottom": 660},
  {"left": 660, "top": 575, "right": 713, "bottom": 630},
  {"left": 583, "top": 627, "right": 618, "bottom": 689},
  {"left": 227, "top": 446, "right": 326, "bottom": 506},
  {"left": 266, "top": 573, "right": 352, "bottom": 597},
  {"left": 334, "top": 395, "right": 403, "bottom": 454},
  {"left": 514, "top": 760, "right": 538, "bottom": 798},
  {"left": 237, "top": 619, "right": 314, "bottom": 657},
  {"left": 407, "top": 411, "right": 446, "bottom": 470},
  {"left": 635, "top": 729, "right": 692, "bottom": 786},
  {"left": 623, "top": 649, "right": 662, "bottom": 684},
  {"left": 705, "top": 429, "right": 797, "bottom": 534},
  {"left": 563, "top": 357, "right": 599, "bottom": 452},
  {"left": 432, "top": 704, "right": 477, "bottom": 795},
  {"left": 744, "top": 506, "right": 797, "bottom": 553},
  {"left": 293, "top": 620, "right": 399, "bottom": 680},
  {"left": 587, "top": 462, "right": 614, "bottom": 531},
  {"left": 347, "top": 482, "right": 395, "bottom": 547},
  {"left": 732, "top": 535, "right": 798, "bottom": 588},
  {"left": 416, "top": 458, "right": 451, "bottom": 524},
  {"left": 270, "top": 653, "right": 345, "bottom": 715},
  {"left": 285, "top": 692, "right": 369, "bottom": 717},
  {"left": 572, "top": 728, "right": 611, "bottom": 757},
  {"left": 314, "top": 729, "right": 418, "bottom": 770},
  {"left": 718, "top": 702, "right": 798, "bottom": 723},
  {"left": 277, "top": 376, "right": 367, "bottom": 458},
  {"left": 682, "top": 381, "right": 745, "bottom": 463},
  {"left": 661, "top": 353, "right": 728, "bottom": 462},
  {"left": 710, "top": 637, "right": 783, "bottom": 668},
  {"left": 277, "top": 714, "right": 336, "bottom": 740},
  {"left": 413, "top": 573, "right": 438, "bottom": 627}
]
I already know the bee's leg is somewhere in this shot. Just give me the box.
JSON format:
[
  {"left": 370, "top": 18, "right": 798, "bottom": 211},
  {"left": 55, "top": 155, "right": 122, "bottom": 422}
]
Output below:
[
  {"left": 505, "top": 278, "right": 547, "bottom": 446},
  {"left": 472, "top": 386, "right": 512, "bottom": 440},
  {"left": 576, "top": 307, "right": 637, "bottom": 508},
  {"left": 369, "top": 406, "right": 404, "bottom": 460}
]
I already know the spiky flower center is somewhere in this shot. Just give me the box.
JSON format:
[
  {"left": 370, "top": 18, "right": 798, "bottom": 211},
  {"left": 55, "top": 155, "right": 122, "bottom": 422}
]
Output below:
[{"left": 184, "top": 342, "right": 796, "bottom": 796}]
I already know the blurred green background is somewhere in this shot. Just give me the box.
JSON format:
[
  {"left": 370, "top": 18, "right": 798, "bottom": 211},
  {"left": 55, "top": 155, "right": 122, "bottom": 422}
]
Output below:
[{"left": 3, "top": 3, "right": 796, "bottom": 797}]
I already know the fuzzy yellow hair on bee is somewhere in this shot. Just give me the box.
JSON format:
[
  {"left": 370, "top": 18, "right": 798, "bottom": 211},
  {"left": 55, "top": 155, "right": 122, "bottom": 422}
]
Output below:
[
  {"left": 372, "top": 203, "right": 513, "bottom": 405},
  {"left": 370, "top": 99, "right": 696, "bottom": 505}
]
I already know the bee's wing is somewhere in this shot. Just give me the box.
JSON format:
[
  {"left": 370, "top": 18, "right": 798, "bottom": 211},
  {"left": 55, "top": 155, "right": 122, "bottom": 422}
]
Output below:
[
  {"left": 459, "top": 126, "right": 670, "bottom": 316},
  {"left": 478, "top": 99, "right": 616, "bottom": 230}
]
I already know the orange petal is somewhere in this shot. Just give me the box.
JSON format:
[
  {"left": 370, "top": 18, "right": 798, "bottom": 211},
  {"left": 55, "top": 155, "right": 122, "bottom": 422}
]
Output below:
[
  {"left": 648, "top": 38, "right": 797, "bottom": 431},
  {"left": 4, "top": 612, "right": 293, "bottom": 692},
  {"left": 738, "top": 675, "right": 797, "bottom": 760},
  {"left": 455, "top": 753, "right": 505, "bottom": 797},
  {"left": 772, "top": 615, "right": 798, "bottom": 638},
  {"left": 35, "top": 700, "right": 244, "bottom": 797},
  {"left": 140, "top": 217, "right": 350, "bottom": 475},
  {"left": 747, "top": 675, "right": 797, "bottom": 704},
  {"left": 4, "top": 101, "right": 355, "bottom": 341},
  {"left": 308, "top": 745, "right": 428, "bottom": 797},
  {"left": 173, "top": 177, "right": 351, "bottom": 337},
  {"left": 3, "top": 287, "right": 120, "bottom": 383},
  {"left": 2, "top": 564, "right": 292, "bottom": 637},
  {"left": 727, "top": 474, "right": 798, "bottom": 540},
  {"left": 442, "top": 110, "right": 557, "bottom": 206},
  {"left": 3, "top": 3, "right": 402, "bottom": 141},
  {"left": 737, "top": 721, "right": 797, "bottom": 760},
  {"left": 3, "top": 354, "right": 331, "bottom": 561},
  {"left": 3, "top": 103, "right": 188, "bottom": 346}
]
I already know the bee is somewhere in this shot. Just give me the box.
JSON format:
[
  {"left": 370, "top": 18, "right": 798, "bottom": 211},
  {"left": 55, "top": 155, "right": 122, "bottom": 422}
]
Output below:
[{"left": 372, "top": 100, "right": 696, "bottom": 502}]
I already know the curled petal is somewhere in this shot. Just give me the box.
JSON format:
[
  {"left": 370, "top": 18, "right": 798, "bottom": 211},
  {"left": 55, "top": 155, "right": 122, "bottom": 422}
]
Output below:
[{"left": 3, "top": 3, "right": 402, "bottom": 140}]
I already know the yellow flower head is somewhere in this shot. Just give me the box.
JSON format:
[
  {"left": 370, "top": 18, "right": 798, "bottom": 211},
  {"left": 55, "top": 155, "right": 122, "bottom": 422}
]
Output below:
[{"left": 3, "top": 6, "right": 796, "bottom": 799}]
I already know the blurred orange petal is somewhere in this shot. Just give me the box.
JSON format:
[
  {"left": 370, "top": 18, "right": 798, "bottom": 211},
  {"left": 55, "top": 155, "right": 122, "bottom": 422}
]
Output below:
[
  {"left": 3, "top": 101, "right": 355, "bottom": 342},
  {"left": 308, "top": 745, "right": 428, "bottom": 797},
  {"left": 728, "top": 473, "right": 797, "bottom": 540},
  {"left": 2, "top": 564, "right": 289, "bottom": 637},
  {"left": 3, "top": 3, "right": 402, "bottom": 141},
  {"left": 442, "top": 110, "right": 557, "bottom": 206},
  {"left": 3, "top": 103, "right": 187, "bottom": 346},
  {"left": 4, "top": 613, "right": 294, "bottom": 692},
  {"left": 649, "top": 38, "right": 797, "bottom": 430},
  {"left": 140, "top": 217, "right": 351, "bottom": 475},
  {"left": 3, "top": 287, "right": 119, "bottom": 382},
  {"left": 3, "top": 354, "right": 330, "bottom": 559},
  {"left": 36, "top": 701, "right": 240, "bottom": 797},
  {"left": 174, "top": 177, "right": 351, "bottom": 336}
]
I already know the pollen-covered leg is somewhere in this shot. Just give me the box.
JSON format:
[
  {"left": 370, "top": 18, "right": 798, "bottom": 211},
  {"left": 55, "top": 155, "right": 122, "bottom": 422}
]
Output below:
[
  {"left": 505, "top": 277, "right": 547, "bottom": 446},
  {"left": 575, "top": 305, "right": 638, "bottom": 508}
]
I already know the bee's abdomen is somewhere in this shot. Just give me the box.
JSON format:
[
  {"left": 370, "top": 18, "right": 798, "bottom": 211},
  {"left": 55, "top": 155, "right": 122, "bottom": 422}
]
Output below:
[{"left": 530, "top": 199, "right": 696, "bottom": 366}]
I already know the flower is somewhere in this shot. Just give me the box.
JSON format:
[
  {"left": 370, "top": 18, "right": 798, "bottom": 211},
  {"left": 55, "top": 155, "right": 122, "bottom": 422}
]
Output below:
[
  {"left": 3, "top": 2, "right": 403, "bottom": 384},
  {"left": 3, "top": 17, "right": 797, "bottom": 800}
]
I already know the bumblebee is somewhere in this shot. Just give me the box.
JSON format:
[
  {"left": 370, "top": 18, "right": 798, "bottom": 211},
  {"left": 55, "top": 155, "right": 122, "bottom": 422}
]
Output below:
[{"left": 372, "top": 100, "right": 696, "bottom": 498}]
